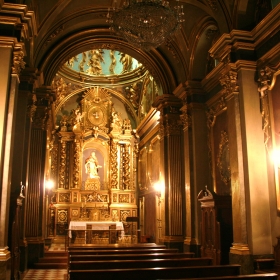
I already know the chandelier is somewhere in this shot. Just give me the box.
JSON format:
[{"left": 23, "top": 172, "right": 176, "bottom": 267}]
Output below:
[{"left": 107, "top": 0, "right": 184, "bottom": 51}]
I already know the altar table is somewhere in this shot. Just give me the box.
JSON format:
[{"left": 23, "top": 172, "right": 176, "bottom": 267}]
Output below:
[{"left": 68, "top": 221, "right": 124, "bottom": 238}]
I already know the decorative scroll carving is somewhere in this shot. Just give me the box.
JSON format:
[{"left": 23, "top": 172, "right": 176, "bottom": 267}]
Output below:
[
  {"left": 110, "top": 140, "right": 119, "bottom": 189},
  {"left": 180, "top": 107, "right": 192, "bottom": 130},
  {"left": 73, "top": 139, "right": 80, "bottom": 189},
  {"left": 111, "top": 209, "right": 118, "bottom": 220},
  {"left": 121, "top": 144, "right": 131, "bottom": 190},
  {"left": 85, "top": 178, "right": 100, "bottom": 190},
  {"left": 44, "top": 25, "right": 64, "bottom": 48},
  {"left": 59, "top": 140, "right": 66, "bottom": 189},
  {"left": 131, "top": 193, "right": 135, "bottom": 204},
  {"left": 217, "top": 131, "right": 231, "bottom": 186},
  {"left": 83, "top": 191, "right": 104, "bottom": 203},
  {"left": 73, "top": 192, "right": 78, "bottom": 202},
  {"left": 32, "top": 99, "right": 49, "bottom": 130},
  {"left": 12, "top": 48, "right": 25, "bottom": 74},
  {"left": 125, "top": 82, "right": 140, "bottom": 109},
  {"left": 120, "top": 210, "right": 131, "bottom": 222},
  {"left": 119, "top": 194, "right": 130, "bottom": 203},
  {"left": 50, "top": 143, "right": 58, "bottom": 179},
  {"left": 27, "top": 93, "right": 37, "bottom": 121},
  {"left": 219, "top": 70, "right": 239, "bottom": 96},
  {"left": 132, "top": 140, "right": 139, "bottom": 191},
  {"left": 122, "top": 118, "right": 132, "bottom": 132},
  {"left": 258, "top": 67, "right": 273, "bottom": 149},
  {"left": 165, "top": 117, "right": 182, "bottom": 136},
  {"left": 71, "top": 209, "right": 79, "bottom": 219},
  {"left": 58, "top": 193, "right": 70, "bottom": 203},
  {"left": 52, "top": 76, "right": 76, "bottom": 109}
]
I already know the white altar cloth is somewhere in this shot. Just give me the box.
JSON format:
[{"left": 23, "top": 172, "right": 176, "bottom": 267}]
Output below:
[{"left": 68, "top": 221, "right": 124, "bottom": 238}]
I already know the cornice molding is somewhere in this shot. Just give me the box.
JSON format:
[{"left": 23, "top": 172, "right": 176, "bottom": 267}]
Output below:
[
  {"left": 136, "top": 108, "right": 159, "bottom": 140},
  {"left": 0, "top": 3, "right": 37, "bottom": 38},
  {"left": 209, "top": 4, "right": 280, "bottom": 62}
]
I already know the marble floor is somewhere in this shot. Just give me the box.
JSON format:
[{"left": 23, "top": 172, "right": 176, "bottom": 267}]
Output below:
[{"left": 23, "top": 269, "right": 67, "bottom": 280}]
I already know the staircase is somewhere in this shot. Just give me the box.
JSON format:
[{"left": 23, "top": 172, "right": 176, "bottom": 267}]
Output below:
[{"left": 33, "top": 251, "right": 68, "bottom": 269}]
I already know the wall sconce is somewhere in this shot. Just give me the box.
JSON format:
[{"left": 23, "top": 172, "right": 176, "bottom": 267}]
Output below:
[
  {"left": 46, "top": 179, "right": 54, "bottom": 191},
  {"left": 154, "top": 182, "right": 162, "bottom": 206},
  {"left": 46, "top": 179, "right": 55, "bottom": 207},
  {"left": 272, "top": 149, "right": 280, "bottom": 168}
]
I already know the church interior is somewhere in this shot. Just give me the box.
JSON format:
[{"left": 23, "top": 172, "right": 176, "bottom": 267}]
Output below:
[{"left": 0, "top": 0, "right": 280, "bottom": 279}]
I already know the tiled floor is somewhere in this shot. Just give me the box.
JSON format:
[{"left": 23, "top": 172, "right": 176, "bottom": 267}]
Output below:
[
  {"left": 23, "top": 269, "right": 67, "bottom": 280},
  {"left": 23, "top": 244, "right": 67, "bottom": 280},
  {"left": 48, "top": 243, "right": 66, "bottom": 251}
]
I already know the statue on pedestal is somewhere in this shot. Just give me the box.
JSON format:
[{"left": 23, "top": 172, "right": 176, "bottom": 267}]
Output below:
[
  {"left": 85, "top": 151, "right": 101, "bottom": 178},
  {"left": 85, "top": 151, "right": 102, "bottom": 190}
]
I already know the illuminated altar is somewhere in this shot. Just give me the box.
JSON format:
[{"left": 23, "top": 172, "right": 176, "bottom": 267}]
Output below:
[{"left": 47, "top": 86, "right": 139, "bottom": 240}]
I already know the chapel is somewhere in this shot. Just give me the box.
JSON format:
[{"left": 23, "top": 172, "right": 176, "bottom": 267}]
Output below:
[{"left": 0, "top": 0, "right": 280, "bottom": 279}]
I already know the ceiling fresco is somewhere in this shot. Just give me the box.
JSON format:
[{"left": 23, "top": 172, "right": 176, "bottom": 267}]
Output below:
[{"left": 51, "top": 49, "right": 162, "bottom": 132}]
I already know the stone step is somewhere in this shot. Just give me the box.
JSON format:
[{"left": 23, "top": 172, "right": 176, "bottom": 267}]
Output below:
[
  {"left": 33, "top": 262, "right": 67, "bottom": 269},
  {"left": 33, "top": 250, "right": 68, "bottom": 269}
]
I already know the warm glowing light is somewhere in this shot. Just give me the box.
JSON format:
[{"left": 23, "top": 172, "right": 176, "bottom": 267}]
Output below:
[
  {"left": 154, "top": 182, "right": 162, "bottom": 194},
  {"left": 272, "top": 149, "right": 280, "bottom": 167},
  {"left": 46, "top": 180, "right": 54, "bottom": 190}
]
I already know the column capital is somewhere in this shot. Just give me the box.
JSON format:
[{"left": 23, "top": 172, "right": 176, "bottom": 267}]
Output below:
[
  {"left": 153, "top": 94, "right": 182, "bottom": 112},
  {"left": 0, "top": 3, "right": 37, "bottom": 39}
]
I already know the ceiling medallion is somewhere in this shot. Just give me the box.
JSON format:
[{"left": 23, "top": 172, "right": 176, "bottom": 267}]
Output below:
[{"left": 107, "top": 0, "right": 185, "bottom": 51}]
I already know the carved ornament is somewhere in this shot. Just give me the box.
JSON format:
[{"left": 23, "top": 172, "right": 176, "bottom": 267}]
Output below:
[
  {"left": 258, "top": 66, "right": 273, "bottom": 149},
  {"left": 12, "top": 47, "right": 25, "bottom": 74},
  {"left": 206, "top": 0, "right": 218, "bottom": 11},
  {"left": 110, "top": 140, "right": 119, "bottom": 189},
  {"left": 217, "top": 130, "right": 231, "bottom": 185},
  {"left": 44, "top": 25, "right": 64, "bottom": 48},
  {"left": 180, "top": 107, "right": 192, "bottom": 129},
  {"left": 219, "top": 70, "right": 239, "bottom": 97}
]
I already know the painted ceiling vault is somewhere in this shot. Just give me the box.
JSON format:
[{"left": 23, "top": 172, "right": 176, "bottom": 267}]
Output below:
[
  {"left": 15, "top": 0, "right": 277, "bottom": 134},
  {"left": 52, "top": 48, "right": 162, "bottom": 131}
]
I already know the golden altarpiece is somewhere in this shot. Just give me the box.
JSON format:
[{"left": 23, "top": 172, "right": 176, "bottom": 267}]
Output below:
[{"left": 47, "top": 86, "right": 139, "bottom": 243}]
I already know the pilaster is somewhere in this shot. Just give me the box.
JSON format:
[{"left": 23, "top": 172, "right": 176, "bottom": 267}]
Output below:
[
  {"left": 0, "top": 37, "right": 25, "bottom": 280},
  {"left": 153, "top": 94, "right": 184, "bottom": 251},
  {"left": 175, "top": 83, "right": 209, "bottom": 256},
  {"left": 25, "top": 87, "right": 53, "bottom": 266}
]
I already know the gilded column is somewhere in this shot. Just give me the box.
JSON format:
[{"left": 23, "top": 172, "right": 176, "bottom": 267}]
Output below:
[
  {"left": 73, "top": 138, "right": 81, "bottom": 189},
  {"left": 153, "top": 94, "right": 184, "bottom": 251},
  {"left": 110, "top": 139, "right": 119, "bottom": 190}
]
